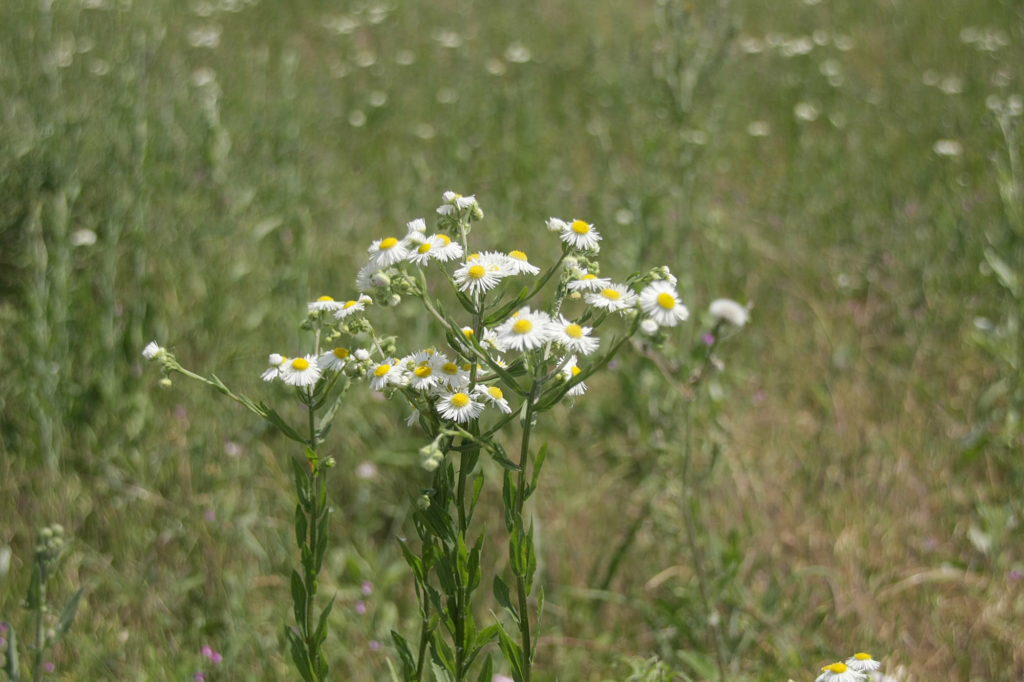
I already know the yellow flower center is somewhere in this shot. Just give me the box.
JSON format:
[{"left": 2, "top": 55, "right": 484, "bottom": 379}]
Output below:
[
  {"left": 656, "top": 292, "right": 675, "bottom": 309},
  {"left": 513, "top": 319, "right": 533, "bottom": 334},
  {"left": 462, "top": 328, "right": 474, "bottom": 338},
  {"left": 601, "top": 288, "right": 620, "bottom": 301},
  {"left": 317, "top": 295, "right": 334, "bottom": 302},
  {"left": 333, "top": 348, "right": 349, "bottom": 358},
  {"left": 462, "top": 363, "right": 472, "bottom": 370},
  {"left": 487, "top": 386, "right": 504, "bottom": 400},
  {"left": 414, "top": 365, "right": 432, "bottom": 378},
  {"left": 570, "top": 219, "right": 590, "bottom": 234},
  {"left": 823, "top": 663, "right": 847, "bottom": 673},
  {"left": 509, "top": 250, "right": 528, "bottom": 261},
  {"left": 343, "top": 300, "right": 358, "bottom": 309},
  {"left": 380, "top": 237, "right": 398, "bottom": 249},
  {"left": 437, "top": 234, "right": 451, "bottom": 245},
  {"left": 565, "top": 323, "right": 583, "bottom": 339},
  {"left": 467, "top": 252, "right": 480, "bottom": 261},
  {"left": 442, "top": 362, "right": 459, "bottom": 375},
  {"left": 417, "top": 242, "right": 432, "bottom": 254},
  {"left": 571, "top": 365, "right": 581, "bottom": 376},
  {"left": 374, "top": 364, "right": 391, "bottom": 377},
  {"left": 468, "top": 265, "right": 486, "bottom": 280},
  {"left": 451, "top": 392, "right": 470, "bottom": 408},
  {"left": 854, "top": 653, "right": 872, "bottom": 661},
  {"left": 582, "top": 274, "right": 597, "bottom": 280},
  {"left": 292, "top": 358, "right": 310, "bottom": 371}
]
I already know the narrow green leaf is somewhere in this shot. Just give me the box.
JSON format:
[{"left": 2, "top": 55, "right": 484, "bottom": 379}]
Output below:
[
  {"left": 391, "top": 630, "right": 416, "bottom": 677},
  {"left": 984, "top": 247, "right": 1020, "bottom": 295},
  {"left": 475, "top": 654, "right": 493, "bottom": 682},
  {"left": 430, "top": 630, "right": 456, "bottom": 674},
  {"left": 397, "top": 538, "right": 424, "bottom": 583},
  {"left": 25, "top": 563, "right": 41, "bottom": 610},
  {"left": 295, "top": 504, "right": 308, "bottom": 548},
  {"left": 525, "top": 521, "right": 537, "bottom": 593},
  {"left": 314, "top": 596, "right": 334, "bottom": 646},
  {"left": 291, "top": 458, "right": 309, "bottom": 506},
  {"left": 285, "top": 625, "right": 314, "bottom": 682},
  {"left": 386, "top": 658, "right": 403, "bottom": 682},
  {"left": 492, "top": 576, "right": 518, "bottom": 624},
  {"left": 528, "top": 443, "right": 548, "bottom": 499},
  {"left": 431, "top": 661, "right": 456, "bottom": 682},
  {"left": 468, "top": 534, "right": 483, "bottom": 593},
  {"left": 495, "top": 625, "right": 524, "bottom": 681},
  {"left": 260, "top": 403, "right": 307, "bottom": 443},
  {"left": 474, "top": 624, "right": 500, "bottom": 652},
  {"left": 291, "top": 570, "right": 307, "bottom": 634},
  {"left": 55, "top": 587, "right": 84, "bottom": 640},
  {"left": 502, "top": 473, "right": 515, "bottom": 532}
]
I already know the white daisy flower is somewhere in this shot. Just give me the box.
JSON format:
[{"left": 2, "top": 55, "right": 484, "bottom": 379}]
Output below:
[
  {"left": 437, "top": 191, "right": 478, "bottom": 216},
  {"left": 454, "top": 259, "right": 505, "bottom": 296},
  {"left": 560, "top": 219, "right": 602, "bottom": 251},
  {"left": 428, "top": 233, "right": 464, "bottom": 262},
  {"left": 815, "top": 663, "right": 866, "bottom": 682},
  {"left": 639, "top": 281, "right": 689, "bottom": 327},
  {"left": 281, "top": 355, "right": 322, "bottom": 387},
  {"left": 405, "top": 218, "right": 427, "bottom": 235},
  {"left": 307, "top": 295, "right": 346, "bottom": 313},
  {"left": 495, "top": 306, "right": 555, "bottom": 352},
  {"left": 560, "top": 355, "right": 587, "bottom": 397},
  {"left": 585, "top": 283, "right": 638, "bottom": 313},
  {"left": 567, "top": 272, "right": 613, "bottom": 293},
  {"left": 845, "top": 654, "right": 880, "bottom": 675},
  {"left": 356, "top": 262, "right": 379, "bottom": 291},
  {"left": 318, "top": 347, "right": 350, "bottom": 372},
  {"left": 368, "top": 236, "right": 410, "bottom": 267},
  {"left": 430, "top": 353, "right": 471, "bottom": 389},
  {"left": 261, "top": 353, "right": 288, "bottom": 381},
  {"left": 402, "top": 350, "right": 440, "bottom": 391},
  {"left": 475, "top": 384, "right": 512, "bottom": 413},
  {"left": 502, "top": 249, "right": 540, "bottom": 275},
  {"left": 553, "top": 315, "right": 599, "bottom": 355},
  {"left": 708, "top": 298, "right": 749, "bottom": 327},
  {"left": 546, "top": 216, "right": 568, "bottom": 232},
  {"left": 334, "top": 295, "right": 370, "bottom": 320},
  {"left": 369, "top": 360, "right": 406, "bottom": 391},
  {"left": 436, "top": 389, "right": 484, "bottom": 423},
  {"left": 407, "top": 236, "right": 439, "bottom": 265},
  {"left": 142, "top": 341, "right": 166, "bottom": 360}
]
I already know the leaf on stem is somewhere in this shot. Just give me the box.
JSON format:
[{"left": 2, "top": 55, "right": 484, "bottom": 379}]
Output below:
[
  {"left": 55, "top": 587, "right": 84, "bottom": 640},
  {"left": 492, "top": 576, "right": 518, "bottom": 625},
  {"left": 527, "top": 443, "right": 548, "bottom": 500},
  {"left": 285, "top": 625, "right": 314, "bottom": 682},
  {"left": 475, "top": 654, "right": 493, "bottom": 682},
  {"left": 291, "top": 569, "right": 307, "bottom": 635},
  {"left": 314, "top": 596, "right": 334, "bottom": 646},
  {"left": 495, "top": 625, "right": 524, "bottom": 682},
  {"left": 391, "top": 630, "right": 416, "bottom": 678}
]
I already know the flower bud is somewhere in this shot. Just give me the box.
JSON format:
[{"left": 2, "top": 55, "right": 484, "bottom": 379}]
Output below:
[
  {"left": 159, "top": 377, "right": 173, "bottom": 389},
  {"left": 416, "top": 494, "right": 431, "bottom": 510}
]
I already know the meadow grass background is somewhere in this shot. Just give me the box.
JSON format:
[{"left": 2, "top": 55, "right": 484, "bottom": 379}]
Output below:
[{"left": 2, "top": 0, "right": 1023, "bottom": 679}]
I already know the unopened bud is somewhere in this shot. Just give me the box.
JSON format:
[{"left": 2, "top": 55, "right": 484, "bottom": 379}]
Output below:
[
  {"left": 387, "top": 294, "right": 401, "bottom": 307},
  {"left": 159, "top": 377, "right": 173, "bottom": 389},
  {"left": 416, "top": 494, "right": 430, "bottom": 510}
]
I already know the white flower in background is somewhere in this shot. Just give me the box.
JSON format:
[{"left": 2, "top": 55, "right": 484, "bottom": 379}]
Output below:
[
  {"left": 845, "top": 653, "right": 880, "bottom": 675},
  {"left": 815, "top": 663, "right": 866, "bottom": 682},
  {"left": 504, "top": 249, "right": 541, "bottom": 275},
  {"left": 454, "top": 259, "right": 505, "bottom": 296},
  {"left": 354, "top": 348, "right": 371, "bottom": 361},
  {"left": 334, "top": 295, "right": 371, "bottom": 320},
  {"left": 552, "top": 315, "right": 599, "bottom": 355},
  {"left": 709, "top": 298, "right": 749, "bottom": 327},
  {"left": 428, "top": 233, "right": 464, "bottom": 262},
  {"left": 437, "top": 191, "right": 478, "bottom": 216},
  {"left": 560, "top": 219, "right": 602, "bottom": 251},
  {"left": 307, "top": 295, "right": 346, "bottom": 313},
  {"left": 405, "top": 218, "right": 427, "bottom": 235},
  {"left": 281, "top": 355, "right": 322, "bottom": 387},
  {"left": 560, "top": 355, "right": 587, "bottom": 397},
  {"left": 142, "top": 341, "right": 166, "bottom": 360},
  {"left": 355, "top": 262, "right": 379, "bottom": 291},
  {"left": 436, "top": 389, "right": 484, "bottom": 423},
  {"left": 585, "top": 283, "right": 638, "bottom": 313},
  {"left": 261, "top": 353, "right": 288, "bottom": 381},
  {"left": 640, "top": 318, "right": 659, "bottom": 335},
  {"left": 368, "top": 236, "right": 410, "bottom": 267},
  {"left": 639, "top": 281, "right": 689, "bottom": 327},
  {"left": 475, "top": 384, "right": 511, "bottom": 413},
  {"left": 318, "top": 347, "right": 350, "bottom": 372},
  {"left": 430, "top": 353, "right": 471, "bottom": 389},
  {"left": 567, "top": 272, "right": 612, "bottom": 293},
  {"left": 369, "top": 360, "right": 405, "bottom": 391},
  {"left": 495, "top": 307, "right": 555, "bottom": 352},
  {"left": 794, "top": 101, "right": 820, "bottom": 122},
  {"left": 933, "top": 139, "right": 962, "bottom": 157},
  {"left": 546, "top": 217, "right": 568, "bottom": 232}
]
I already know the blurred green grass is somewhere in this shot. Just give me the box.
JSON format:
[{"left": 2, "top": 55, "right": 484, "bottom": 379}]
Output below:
[{"left": 2, "top": 0, "right": 1022, "bottom": 679}]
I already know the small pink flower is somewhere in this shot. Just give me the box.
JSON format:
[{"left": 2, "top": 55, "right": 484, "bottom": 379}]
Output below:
[
  {"left": 361, "top": 580, "right": 373, "bottom": 595},
  {"left": 204, "top": 509, "right": 216, "bottom": 522},
  {"left": 201, "top": 645, "right": 222, "bottom": 664},
  {"left": 354, "top": 601, "right": 367, "bottom": 615},
  {"left": 702, "top": 333, "right": 715, "bottom": 345},
  {"left": 42, "top": 662, "right": 55, "bottom": 673},
  {"left": 369, "top": 640, "right": 381, "bottom": 651}
]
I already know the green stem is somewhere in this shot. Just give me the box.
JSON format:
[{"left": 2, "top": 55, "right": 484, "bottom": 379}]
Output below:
[
  {"left": 513, "top": 383, "right": 538, "bottom": 682},
  {"left": 33, "top": 576, "right": 46, "bottom": 682}
]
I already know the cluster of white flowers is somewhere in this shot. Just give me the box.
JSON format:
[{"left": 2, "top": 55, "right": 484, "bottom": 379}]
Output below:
[
  {"left": 815, "top": 653, "right": 882, "bottom": 682},
  {"left": 143, "top": 190, "right": 750, "bottom": 437}
]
